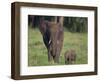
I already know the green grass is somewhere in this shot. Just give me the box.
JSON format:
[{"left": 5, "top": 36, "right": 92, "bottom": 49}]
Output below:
[{"left": 28, "top": 27, "right": 88, "bottom": 66}]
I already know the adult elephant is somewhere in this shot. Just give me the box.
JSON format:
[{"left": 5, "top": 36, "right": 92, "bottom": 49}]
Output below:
[{"left": 39, "top": 17, "right": 64, "bottom": 63}]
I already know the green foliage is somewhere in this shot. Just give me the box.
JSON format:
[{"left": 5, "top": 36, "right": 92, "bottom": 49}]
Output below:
[
  {"left": 28, "top": 15, "right": 88, "bottom": 33},
  {"left": 64, "top": 17, "right": 88, "bottom": 32},
  {"left": 28, "top": 27, "right": 88, "bottom": 66}
]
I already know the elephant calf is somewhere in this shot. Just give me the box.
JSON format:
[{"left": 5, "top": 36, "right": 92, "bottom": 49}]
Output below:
[{"left": 64, "top": 49, "right": 76, "bottom": 64}]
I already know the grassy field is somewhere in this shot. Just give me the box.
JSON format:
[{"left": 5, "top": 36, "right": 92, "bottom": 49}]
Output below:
[{"left": 28, "top": 27, "right": 88, "bottom": 66}]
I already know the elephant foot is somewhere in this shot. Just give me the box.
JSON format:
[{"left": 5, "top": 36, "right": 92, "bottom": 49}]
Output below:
[{"left": 49, "top": 61, "right": 54, "bottom": 65}]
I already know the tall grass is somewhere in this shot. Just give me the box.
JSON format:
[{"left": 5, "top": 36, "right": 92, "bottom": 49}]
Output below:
[{"left": 28, "top": 27, "right": 88, "bottom": 66}]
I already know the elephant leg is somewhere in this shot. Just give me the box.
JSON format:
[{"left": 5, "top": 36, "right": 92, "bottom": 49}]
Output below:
[
  {"left": 65, "top": 60, "right": 67, "bottom": 64},
  {"left": 53, "top": 45, "right": 61, "bottom": 63},
  {"left": 48, "top": 50, "right": 53, "bottom": 62},
  {"left": 68, "top": 59, "right": 72, "bottom": 64},
  {"left": 53, "top": 54, "right": 60, "bottom": 63}
]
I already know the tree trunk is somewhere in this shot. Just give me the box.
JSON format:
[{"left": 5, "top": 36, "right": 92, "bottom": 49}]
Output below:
[{"left": 59, "top": 16, "right": 64, "bottom": 26}]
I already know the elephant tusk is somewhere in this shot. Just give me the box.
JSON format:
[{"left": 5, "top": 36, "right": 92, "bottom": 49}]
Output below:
[{"left": 49, "top": 40, "right": 51, "bottom": 45}]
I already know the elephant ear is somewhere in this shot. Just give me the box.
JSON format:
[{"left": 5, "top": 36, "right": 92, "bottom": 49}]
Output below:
[
  {"left": 39, "top": 21, "right": 47, "bottom": 35},
  {"left": 39, "top": 17, "right": 48, "bottom": 35}
]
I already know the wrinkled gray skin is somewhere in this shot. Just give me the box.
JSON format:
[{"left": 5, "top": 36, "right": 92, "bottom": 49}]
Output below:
[
  {"left": 39, "top": 17, "right": 64, "bottom": 63},
  {"left": 64, "top": 49, "right": 76, "bottom": 64}
]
